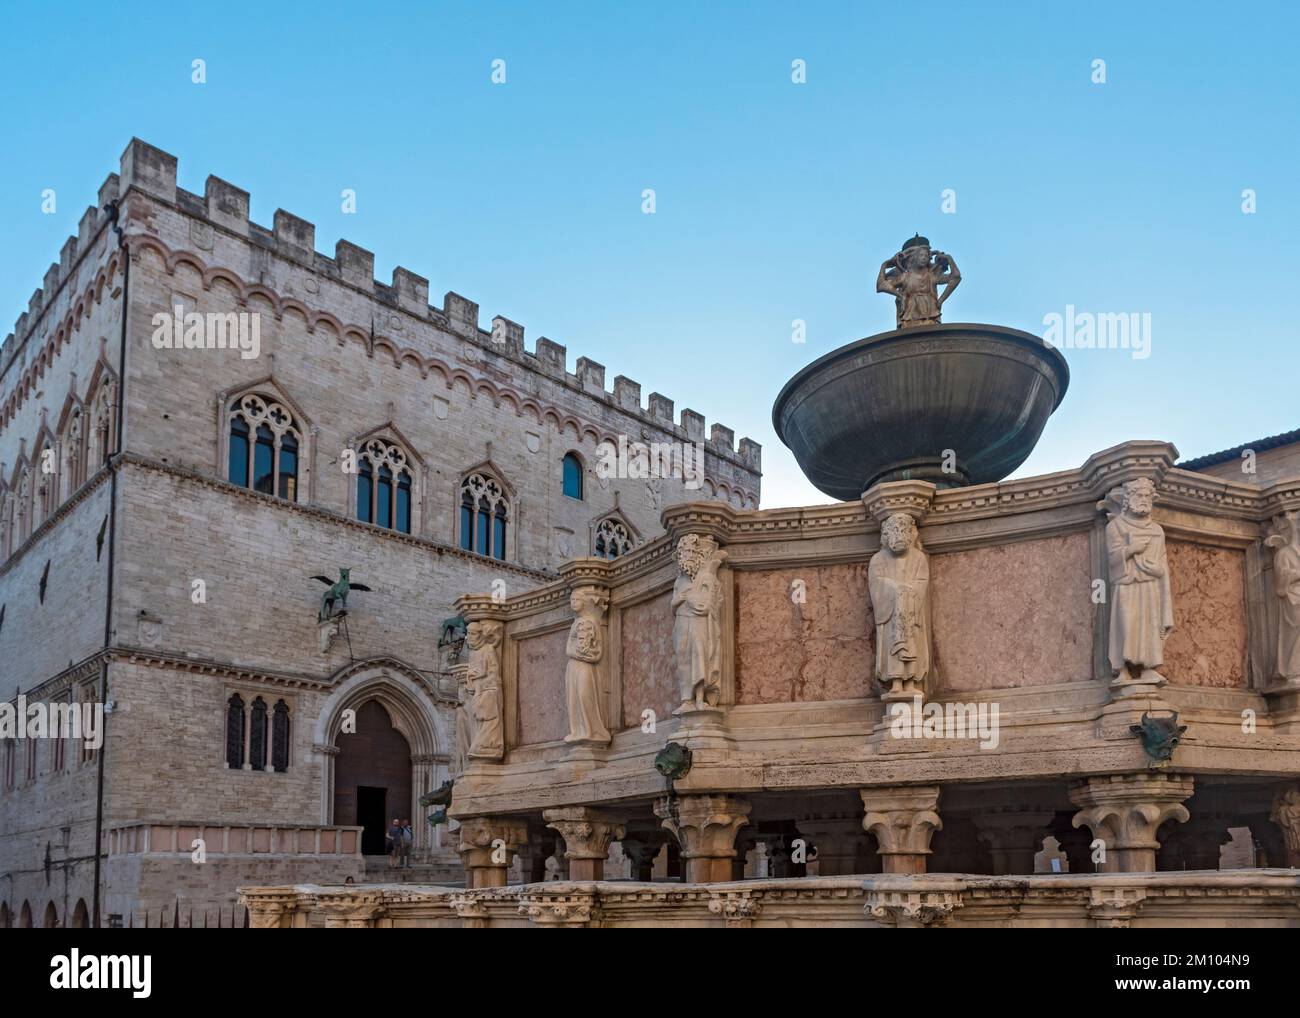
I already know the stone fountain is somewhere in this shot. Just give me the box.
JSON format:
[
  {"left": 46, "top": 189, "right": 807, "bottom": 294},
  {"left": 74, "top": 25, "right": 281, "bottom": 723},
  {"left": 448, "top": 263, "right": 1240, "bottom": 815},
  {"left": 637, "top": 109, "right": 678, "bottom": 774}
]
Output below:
[{"left": 773, "top": 236, "right": 1069, "bottom": 500}]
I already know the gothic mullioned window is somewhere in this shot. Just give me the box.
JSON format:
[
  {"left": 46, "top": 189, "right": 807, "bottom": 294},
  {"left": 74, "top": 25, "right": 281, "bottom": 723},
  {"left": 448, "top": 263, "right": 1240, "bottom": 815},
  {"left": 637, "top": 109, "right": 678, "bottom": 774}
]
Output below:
[
  {"left": 562, "top": 452, "right": 584, "bottom": 500},
  {"left": 225, "top": 693, "right": 245, "bottom": 769},
  {"left": 226, "top": 393, "right": 300, "bottom": 500},
  {"left": 594, "top": 517, "right": 635, "bottom": 559},
  {"left": 90, "top": 378, "right": 116, "bottom": 468},
  {"left": 272, "top": 700, "right": 290, "bottom": 773},
  {"left": 355, "top": 438, "right": 413, "bottom": 534},
  {"left": 459, "top": 473, "right": 508, "bottom": 561},
  {"left": 249, "top": 697, "right": 268, "bottom": 771},
  {"left": 61, "top": 406, "right": 85, "bottom": 498}
]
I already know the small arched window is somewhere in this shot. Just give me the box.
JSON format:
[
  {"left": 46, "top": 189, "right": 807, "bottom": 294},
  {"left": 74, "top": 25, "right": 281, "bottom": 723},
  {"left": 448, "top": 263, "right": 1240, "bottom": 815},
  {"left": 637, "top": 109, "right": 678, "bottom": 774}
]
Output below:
[
  {"left": 91, "top": 379, "right": 117, "bottom": 468},
  {"left": 594, "top": 517, "right": 635, "bottom": 559},
  {"left": 272, "top": 700, "right": 290, "bottom": 773},
  {"left": 225, "top": 694, "right": 245, "bottom": 769},
  {"left": 249, "top": 697, "right": 268, "bottom": 771},
  {"left": 62, "top": 406, "right": 85, "bottom": 498},
  {"left": 355, "top": 439, "right": 412, "bottom": 534},
  {"left": 459, "top": 473, "right": 508, "bottom": 561},
  {"left": 562, "top": 452, "right": 583, "bottom": 500},
  {"left": 226, "top": 394, "right": 301, "bottom": 501}
]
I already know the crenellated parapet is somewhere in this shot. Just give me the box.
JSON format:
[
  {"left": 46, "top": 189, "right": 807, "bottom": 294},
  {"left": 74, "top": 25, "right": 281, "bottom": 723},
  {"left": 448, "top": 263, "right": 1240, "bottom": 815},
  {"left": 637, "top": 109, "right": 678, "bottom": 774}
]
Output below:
[{"left": 1, "top": 138, "right": 760, "bottom": 498}]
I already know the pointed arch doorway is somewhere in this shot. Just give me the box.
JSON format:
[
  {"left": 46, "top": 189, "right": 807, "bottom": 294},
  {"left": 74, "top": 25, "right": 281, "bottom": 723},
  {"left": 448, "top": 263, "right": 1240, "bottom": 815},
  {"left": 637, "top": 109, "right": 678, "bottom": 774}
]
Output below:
[{"left": 333, "top": 700, "right": 413, "bottom": 857}]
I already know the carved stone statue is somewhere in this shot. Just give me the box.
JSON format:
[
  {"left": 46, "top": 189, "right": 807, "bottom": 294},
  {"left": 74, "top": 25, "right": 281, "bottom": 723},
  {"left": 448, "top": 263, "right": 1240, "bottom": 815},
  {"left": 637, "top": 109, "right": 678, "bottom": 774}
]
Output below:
[
  {"left": 465, "top": 620, "right": 504, "bottom": 760},
  {"left": 1266, "top": 512, "right": 1300, "bottom": 684},
  {"left": 875, "top": 235, "right": 961, "bottom": 329},
  {"left": 672, "top": 534, "right": 727, "bottom": 711},
  {"left": 1103, "top": 478, "right": 1174, "bottom": 688},
  {"left": 564, "top": 589, "right": 611, "bottom": 745},
  {"left": 868, "top": 513, "right": 932, "bottom": 699}
]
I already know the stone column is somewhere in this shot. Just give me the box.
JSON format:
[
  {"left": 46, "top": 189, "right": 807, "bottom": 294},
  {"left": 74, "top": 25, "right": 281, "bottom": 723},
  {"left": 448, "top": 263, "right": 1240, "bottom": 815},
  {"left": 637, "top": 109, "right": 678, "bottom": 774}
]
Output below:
[
  {"left": 1068, "top": 773, "right": 1194, "bottom": 873},
  {"left": 544, "top": 807, "right": 626, "bottom": 881},
  {"left": 456, "top": 816, "right": 528, "bottom": 889},
  {"left": 1270, "top": 785, "right": 1300, "bottom": 867},
  {"left": 797, "top": 813, "right": 869, "bottom": 876},
  {"left": 654, "top": 794, "right": 751, "bottom": 883},
  {"left": 860, "top": 786, "right": 942, "bottom": 875},
  {"left": 970, "top": 809, "right": 1054, "bottom": 875},
  {"left": 620, "top": 828, "right": 669, "bottom": 881}
]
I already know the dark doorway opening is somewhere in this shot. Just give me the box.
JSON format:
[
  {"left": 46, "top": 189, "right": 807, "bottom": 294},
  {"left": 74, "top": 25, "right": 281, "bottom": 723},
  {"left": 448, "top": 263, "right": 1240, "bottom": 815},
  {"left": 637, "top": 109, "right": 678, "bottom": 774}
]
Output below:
[{"left": 357, "top": 785, "right": 388, "bottom": 855}]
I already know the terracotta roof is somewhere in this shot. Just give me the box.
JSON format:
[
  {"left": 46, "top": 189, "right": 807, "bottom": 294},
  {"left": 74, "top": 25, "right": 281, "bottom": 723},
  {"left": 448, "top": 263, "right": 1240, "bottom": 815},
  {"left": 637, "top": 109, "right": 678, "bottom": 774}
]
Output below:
[{"left": 1179, "top": 427, "right": 1300, "bottom": 470}]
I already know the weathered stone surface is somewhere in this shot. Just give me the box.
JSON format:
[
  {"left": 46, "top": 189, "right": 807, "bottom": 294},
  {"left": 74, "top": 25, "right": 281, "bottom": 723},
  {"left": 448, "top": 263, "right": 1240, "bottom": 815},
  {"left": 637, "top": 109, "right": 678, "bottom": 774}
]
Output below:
[
  {"left": 620, "top": 592, "right": 676, "bottom": 727},
  {"left": 517, "top": 629, "right": 569, "bottom": 745},
  {"left": 1163, "top": 541, "right": 1248, "bottom": 687},
  {"left": 931, "top": 533, "right": 1094, "bottom": 691},
  {"left": 734, "top": 564, "right": 873, "bottom": 704}
]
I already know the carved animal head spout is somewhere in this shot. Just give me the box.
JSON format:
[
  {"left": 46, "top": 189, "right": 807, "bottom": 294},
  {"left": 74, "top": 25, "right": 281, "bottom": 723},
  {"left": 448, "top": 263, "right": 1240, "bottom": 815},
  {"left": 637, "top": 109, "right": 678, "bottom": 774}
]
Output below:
[
  {"left": 1129, "top": 711, "right": 1187, "bottom": 762},
  {"left": 654, "top": 741, "right": 693, "bottom": 781}
]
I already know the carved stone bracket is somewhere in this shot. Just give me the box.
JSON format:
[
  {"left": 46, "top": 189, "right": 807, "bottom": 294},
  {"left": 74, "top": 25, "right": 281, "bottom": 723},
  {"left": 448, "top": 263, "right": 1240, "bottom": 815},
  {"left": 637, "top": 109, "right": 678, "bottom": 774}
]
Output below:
[
  {"left": 242, "top": 890, "right": 299, "bottom": 929},
  {"left": 315, "top": 891, "right": 386, "bottom": 928},
  {"left": 655, "top": 794, "right": 751, "bottom": 883},
  {"left": 1087, "top": 886, "right": 1147, "bottom": 928},
  {"left": 861, "top": 479, "right": 937, "bottom": 524},
  {"left": 518, "top": 890, "right": 598, "bottom": 928},
  {"left": 860, "top": 785, "right": 942, "bottom": 874},
  {"left": 864, "top": 889, "right": 961, "bottom": 927},
  {"left": 1069, "top": 773, "right": 1194, "bottom": 873},
  {"left": 448, "top": 891, "right": 491, "bottom": 928},
  {"left": 708, "top": 890, "right": 761, "bottom": 928},
  {"left": 543, "top": 807, "right": 626, "bottom": 881}
]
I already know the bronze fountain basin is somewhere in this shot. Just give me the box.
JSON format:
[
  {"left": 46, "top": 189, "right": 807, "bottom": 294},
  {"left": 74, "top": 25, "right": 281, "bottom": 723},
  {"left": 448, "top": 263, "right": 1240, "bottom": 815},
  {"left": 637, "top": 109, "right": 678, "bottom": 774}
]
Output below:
[{"left": 773, "top": 322, "right": 1069, "bottom": 501}]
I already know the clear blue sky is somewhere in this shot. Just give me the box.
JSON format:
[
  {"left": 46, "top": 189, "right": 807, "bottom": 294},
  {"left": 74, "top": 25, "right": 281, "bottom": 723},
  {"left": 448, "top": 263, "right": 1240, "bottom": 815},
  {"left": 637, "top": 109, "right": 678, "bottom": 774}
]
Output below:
[{"left": 3, "top": 1, "right": 1296, "bottom": 507}]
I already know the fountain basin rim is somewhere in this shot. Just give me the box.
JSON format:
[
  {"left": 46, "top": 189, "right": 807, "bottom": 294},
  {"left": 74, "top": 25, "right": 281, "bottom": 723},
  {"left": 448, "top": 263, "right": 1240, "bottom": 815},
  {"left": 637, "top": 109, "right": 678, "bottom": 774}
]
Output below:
[{"left": 771, "top": 321, "right": 1071, "bottom": 444}]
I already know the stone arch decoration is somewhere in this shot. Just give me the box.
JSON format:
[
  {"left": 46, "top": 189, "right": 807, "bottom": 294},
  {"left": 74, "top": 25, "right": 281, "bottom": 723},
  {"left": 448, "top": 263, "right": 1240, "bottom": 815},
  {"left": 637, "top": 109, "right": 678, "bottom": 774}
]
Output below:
[
  {"left": 313, "top": 658, "right": 454, "bottom": 855},
  {"left": 71, "top": 899, "right": 89, "bottom": 928}
]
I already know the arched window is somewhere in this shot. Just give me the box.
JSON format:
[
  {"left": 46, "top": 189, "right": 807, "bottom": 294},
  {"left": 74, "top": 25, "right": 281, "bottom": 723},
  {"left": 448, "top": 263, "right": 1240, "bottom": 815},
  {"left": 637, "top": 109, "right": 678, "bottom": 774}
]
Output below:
[
  {"left": 562, "top": 452, "right": 584, "bottom": 500},
  {"left": 91, "top": 379, "right": 117, "bottom": 468},
  {"left": 0, "top": 488, "right": 10, "bottom": 560},
  {"left": 0, "top": 903, "right": 9, "bottom": 928},
  {"left": 226, "top": 394, "right": 300, "bottom": 501},
  {"left": 19, "top": 901, "right": 32, "bottom": 928},
  {"left": 61, "top": 406, "right": 85, "bottom": 498},
  {"left": 459, "top": 473, "right": 508, "bottom": 560},
  {"left": 355, "top": 439, "right": 412, "bottom": 534},
  {"left": 32, "top": 440, "right": 55, "bottom": 530},
  {"left": 225, "top": 694, "right": 245, "bottom": 769},
  {"left": 272, "top": 700, "right": 290, "bottom": 773},
  {"left": 43, "top": 902, "right": 58, "bottom": 928},
  {"left": 249, "top": 697, "right": 268, "bottom": 771},
  {"left": 71, "top": 900, "right": 89, "bottom": 928},
  {"left": 594, "top": 517, "right": 635, "bottom": 559}
]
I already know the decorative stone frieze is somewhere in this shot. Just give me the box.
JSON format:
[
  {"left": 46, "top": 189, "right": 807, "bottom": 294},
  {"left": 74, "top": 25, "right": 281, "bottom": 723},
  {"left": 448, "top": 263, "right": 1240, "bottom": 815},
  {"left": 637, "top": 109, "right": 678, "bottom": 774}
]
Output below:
[
  {"left": 518, "top": 889, "right": 598, "bottom": 927},
  {"left": 708, "top": 890, "right": 761, "bottom": 928},
  {"left": 243, "top": 890, "right": 299, "bottom": 929},
  {"left": 448, "top": 891, "right": 491, "bottom": 928},
  {"left": 1069, "top": 773, "right": 1194, "bottom": 873}
]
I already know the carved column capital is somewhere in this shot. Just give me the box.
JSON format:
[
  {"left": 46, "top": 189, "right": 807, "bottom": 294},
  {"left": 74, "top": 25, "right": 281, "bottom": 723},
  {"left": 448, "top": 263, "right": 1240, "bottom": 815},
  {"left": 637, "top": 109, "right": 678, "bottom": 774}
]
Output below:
[
  {"left": 241, "top": 891, "right": 299, "bottom": 929},
  {"left": 1069, "top": 773, "right": 1194, "bottom": 872},
  {"left": 655, "top": 794, "right": 751, "bottom": 883},
  {"left": 861, "top": 479, "right": 936, "bottom": 525},
  {"left": 457, "top": 816, "right": 528, "bottom": 888},
  {"left": 315, "top": 892, "right": 386, "bottom": 928},
  {"left": 860, "top": 785, "right": 942, "bottom": 874},
  {"left": 543, "top": 807, "right": 626, "bottom": 880}
]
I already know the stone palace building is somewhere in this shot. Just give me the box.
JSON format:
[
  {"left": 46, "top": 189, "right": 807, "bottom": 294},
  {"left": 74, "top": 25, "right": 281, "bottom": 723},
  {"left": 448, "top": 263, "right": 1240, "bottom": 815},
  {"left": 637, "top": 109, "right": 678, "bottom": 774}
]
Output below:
[{"left": 0, "top": 139, "right": 760, "bottom": 926}]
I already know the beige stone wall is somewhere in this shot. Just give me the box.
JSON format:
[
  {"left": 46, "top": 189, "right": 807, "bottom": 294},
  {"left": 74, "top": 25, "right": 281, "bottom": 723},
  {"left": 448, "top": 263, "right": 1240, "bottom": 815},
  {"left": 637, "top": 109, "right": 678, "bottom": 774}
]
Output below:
[
  {"left": 930, "top": 533, "right": 1095, "bottom": 691},
  {"left": 1164, "top": 540, "right": 1248, "bottom": 687}
]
